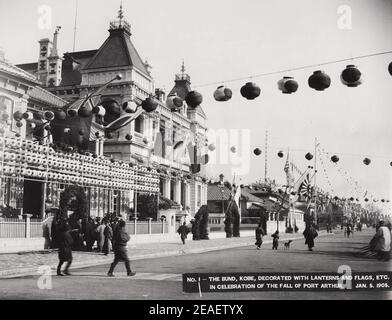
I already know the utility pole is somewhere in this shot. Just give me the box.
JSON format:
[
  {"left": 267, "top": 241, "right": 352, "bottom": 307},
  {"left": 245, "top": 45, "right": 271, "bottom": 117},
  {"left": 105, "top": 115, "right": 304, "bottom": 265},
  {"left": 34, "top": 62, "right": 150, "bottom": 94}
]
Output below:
[
  {"left": 264, "top": 130, "right": 268, "bottom": 182},
  {"left": 73, "top": 0, "right": 78, "bottom": 52}
]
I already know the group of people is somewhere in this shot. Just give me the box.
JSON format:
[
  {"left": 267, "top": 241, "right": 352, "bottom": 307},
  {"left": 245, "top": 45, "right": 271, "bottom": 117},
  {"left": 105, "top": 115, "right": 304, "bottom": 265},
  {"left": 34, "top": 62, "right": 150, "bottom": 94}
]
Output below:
[
  {"left": 254, "top": 223, "right": 319, "bottom": 251},
  {"left": 55, "top": 217, "right": 136, "bottom": 277}
]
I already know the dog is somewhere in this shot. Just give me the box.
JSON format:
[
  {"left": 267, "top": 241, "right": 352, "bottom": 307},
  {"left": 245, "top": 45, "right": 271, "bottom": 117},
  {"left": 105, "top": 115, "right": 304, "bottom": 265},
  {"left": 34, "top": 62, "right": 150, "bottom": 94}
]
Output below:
[{"left": 284, "top": 240, "right": 293, "bottom": 249}]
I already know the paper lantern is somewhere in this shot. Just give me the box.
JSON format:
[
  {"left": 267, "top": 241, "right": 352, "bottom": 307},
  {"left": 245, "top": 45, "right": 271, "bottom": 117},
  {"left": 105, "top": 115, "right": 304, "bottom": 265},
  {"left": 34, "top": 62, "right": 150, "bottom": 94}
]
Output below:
[
  {"left": 67, "top": 109, "right": 77, "bottom": 117},
  {"left": 341, "top": 65, "right": 362, "bottom": 87},
  {"left": 92, "top": 106, "right": 106, "bottom": 117},
  {"left": 331, "top": 155, "right": 339, "bottom": 163},
  {"left": 122, "top": 101, "right": 138, "bottom": 113},
  {"left": 166, "top": 94, "right": 183, "bottom": 111},
  {"left": 208, "top": 144, "right": 216, "bottom": 151},
  {"left": 253, "top": 148, "right": 262, "bottom": 156},
  {"left": 363, "top": 158, "right": 371, "bottom": 165},
  {"left": 13, "top": 111, "right": 23, "bottom": 121},
  {"left": 305, "top": 152, "right": 313, "bottom": 161},
  {"left": 240, "top": 82, "right": 261, "bottom": 100},
  {"left": 185, "top": 91, "right": 203, "bottom": 108},
  {"left": 277, "top": 151, "right": 284, "bottom": 158},
  {"left": 43, "top": 111, "right": 55, "bottom": 121},
  {"left": 278, "top": 76, "right": 298, "bottom": 94},
  {"left": 106, "top": 131, "right": 114, "bottom": 139},
  {"left": 213, "top": 85, "right": 232, "bottom": 102},
  {"left": 78, "top": 106, "right": 92, "bottom": 118},
  {"left": 308, "top": 70, "right": 331, "bottom": 91},
  {"left": 141, "top": 97, "right": 158, "bottom": 113},
  {"left": 54, "top": 110, "right": 67, "bottom": 120},
  {"left": 23, "top": 111, "right": 34, "bottom": 121}
]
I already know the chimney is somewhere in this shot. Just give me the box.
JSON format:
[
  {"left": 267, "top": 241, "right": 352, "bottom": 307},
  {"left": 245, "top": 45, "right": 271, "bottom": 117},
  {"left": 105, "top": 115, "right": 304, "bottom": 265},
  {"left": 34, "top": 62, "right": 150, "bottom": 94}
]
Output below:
[
  {"left": 155, "top": 88, "right": 166, "bottom": 102},
  {"left": 46, "top": 26, "right": 63, "bottom": 87},
  {"left": 51, "top": 26, "right": 61, "bottom": 57}
]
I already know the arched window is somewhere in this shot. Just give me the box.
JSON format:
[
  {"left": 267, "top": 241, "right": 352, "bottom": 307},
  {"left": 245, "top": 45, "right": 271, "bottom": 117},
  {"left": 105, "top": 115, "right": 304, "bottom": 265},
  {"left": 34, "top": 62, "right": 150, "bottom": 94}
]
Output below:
[{"left": 134, "top": 115, "right": 143, "bottom": 134}]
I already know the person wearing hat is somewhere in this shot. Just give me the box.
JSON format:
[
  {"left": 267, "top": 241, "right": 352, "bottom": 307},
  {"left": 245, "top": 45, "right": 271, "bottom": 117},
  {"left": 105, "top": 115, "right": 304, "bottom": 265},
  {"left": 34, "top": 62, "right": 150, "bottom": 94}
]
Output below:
[{"left": 370, "top": 220, "right": 391, "bottom": 261}]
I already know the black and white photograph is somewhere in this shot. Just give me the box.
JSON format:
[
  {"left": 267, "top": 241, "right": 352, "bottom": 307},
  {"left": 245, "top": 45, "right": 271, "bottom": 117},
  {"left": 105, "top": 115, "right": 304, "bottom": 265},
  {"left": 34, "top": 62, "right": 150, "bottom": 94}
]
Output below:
[{"left": 0, "top": 0, "right": 391, "bottom": 310}]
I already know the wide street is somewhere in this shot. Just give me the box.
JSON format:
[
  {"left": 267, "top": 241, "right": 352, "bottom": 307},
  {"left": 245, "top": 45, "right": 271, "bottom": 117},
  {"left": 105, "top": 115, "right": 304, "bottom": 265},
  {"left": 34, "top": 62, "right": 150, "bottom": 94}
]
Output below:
[{"left": 0, "top": 228, "right": 390, "bottom": 300}]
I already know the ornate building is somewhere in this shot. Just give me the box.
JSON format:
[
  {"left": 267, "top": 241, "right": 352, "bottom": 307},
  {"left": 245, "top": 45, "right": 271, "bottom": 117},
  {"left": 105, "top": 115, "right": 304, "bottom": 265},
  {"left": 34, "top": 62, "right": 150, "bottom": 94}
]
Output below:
[{"left": 17, "top": 8, "right": 209, "bottom": 218}]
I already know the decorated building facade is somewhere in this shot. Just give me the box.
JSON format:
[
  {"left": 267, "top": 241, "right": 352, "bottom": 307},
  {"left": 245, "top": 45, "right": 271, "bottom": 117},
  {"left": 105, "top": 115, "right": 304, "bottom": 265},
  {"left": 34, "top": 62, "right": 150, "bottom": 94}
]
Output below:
[{"left": 15, "top": 9, "right": 209, "bottom": 219}]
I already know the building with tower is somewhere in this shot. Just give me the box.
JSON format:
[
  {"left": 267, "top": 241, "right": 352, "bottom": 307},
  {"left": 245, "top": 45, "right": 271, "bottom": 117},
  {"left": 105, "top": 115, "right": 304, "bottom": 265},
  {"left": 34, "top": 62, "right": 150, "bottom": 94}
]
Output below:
[{"left": 16, "top": 7, "right": 209, "bottom": 219}]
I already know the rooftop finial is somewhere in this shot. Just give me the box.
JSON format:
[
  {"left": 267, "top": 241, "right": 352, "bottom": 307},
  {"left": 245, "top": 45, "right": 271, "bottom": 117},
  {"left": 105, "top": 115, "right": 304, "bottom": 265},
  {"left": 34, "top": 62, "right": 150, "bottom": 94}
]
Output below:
[
  {"left": 181, "top": 60, "right": 185, "bottom": 76},
  {"left": 118, "top": 1, "right": 124, "bottom": 26}
]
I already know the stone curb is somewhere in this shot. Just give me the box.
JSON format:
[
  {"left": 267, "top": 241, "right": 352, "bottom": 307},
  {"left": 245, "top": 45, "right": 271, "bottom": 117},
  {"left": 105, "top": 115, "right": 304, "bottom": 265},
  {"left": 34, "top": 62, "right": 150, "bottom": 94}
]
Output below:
[{"left": 0, "top": 232, "right": 333, "bottom": 279}]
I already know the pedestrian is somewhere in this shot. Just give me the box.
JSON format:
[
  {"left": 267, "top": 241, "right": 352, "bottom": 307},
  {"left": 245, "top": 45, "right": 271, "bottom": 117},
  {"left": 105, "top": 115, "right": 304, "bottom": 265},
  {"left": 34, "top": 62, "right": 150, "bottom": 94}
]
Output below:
[
  {"left": 271, "top": 230, "right": 279, "bottom": 250},
  {"left": 346, "top": 224, "right": 352, "bottom": 238},
  {"left": 177, "top": 222, "right": 190, "bottom": 245},
  {"left": 84, "top": 217, "right": 95, "bottom": 252},
  {"left": 96, "top": 220, "right": 105, "bottom": 252},
  {"left": 103, "top": 219, "right": 113, "bottom": 255},
  {"left": 255, "top": 223, "right": 266, "bottom": 250},
  {"left": 303, "top": 223, "right": 318, "bottom": 251},
  {"left": 369, "top": 220, "right": 391, "bottom": 261},
  {"left": 107, "top": 220, "right": 136, "bottom": 277},
  {"left": 57, "top": 221, "right": 74, "bottom": 276}
]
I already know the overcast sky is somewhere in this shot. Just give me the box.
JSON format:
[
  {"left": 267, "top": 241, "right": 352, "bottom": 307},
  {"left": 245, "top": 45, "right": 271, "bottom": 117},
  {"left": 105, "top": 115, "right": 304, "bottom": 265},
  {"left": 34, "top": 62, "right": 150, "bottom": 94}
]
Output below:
[{"left": 1, "top": 0, "right": 391, "bottom": 212}]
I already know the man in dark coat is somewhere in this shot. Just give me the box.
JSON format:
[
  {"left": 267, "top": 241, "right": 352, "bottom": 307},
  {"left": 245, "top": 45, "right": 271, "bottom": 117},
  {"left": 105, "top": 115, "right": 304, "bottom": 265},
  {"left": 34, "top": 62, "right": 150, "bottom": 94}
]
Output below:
[
  {"left": 57, "top": 221, "right": 74, "bottom": 276},
  {"left": 103, "top": 220, "right": 113, "bottom": 255},
  {"left": 177, "top": 222, "right": 190, "bottom": 245},
  {"left": 303, "top": 223, "right": 318, "bottom": 251},
  {"left": 107, "top": 220, "right": 136, "bottom": 277},
  {"left": 271, "top": 230, "right": 279, "bottom": 250},
  {"left": 255, "top": 223, "right": 266, "bottom": 250}
]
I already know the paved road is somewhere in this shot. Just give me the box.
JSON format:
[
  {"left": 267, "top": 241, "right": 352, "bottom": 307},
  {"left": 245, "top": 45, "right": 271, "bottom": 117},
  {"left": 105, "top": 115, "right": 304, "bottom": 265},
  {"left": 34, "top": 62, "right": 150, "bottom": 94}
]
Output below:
[{"left": 0, "top": 228, "right": 390, "bottom": 300}]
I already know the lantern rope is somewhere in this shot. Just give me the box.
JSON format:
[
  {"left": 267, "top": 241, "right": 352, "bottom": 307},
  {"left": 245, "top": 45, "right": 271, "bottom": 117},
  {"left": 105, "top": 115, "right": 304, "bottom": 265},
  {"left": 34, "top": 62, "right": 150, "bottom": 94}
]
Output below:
[{"left": 194, "top": 49, "right": 392, "bottom": 88}]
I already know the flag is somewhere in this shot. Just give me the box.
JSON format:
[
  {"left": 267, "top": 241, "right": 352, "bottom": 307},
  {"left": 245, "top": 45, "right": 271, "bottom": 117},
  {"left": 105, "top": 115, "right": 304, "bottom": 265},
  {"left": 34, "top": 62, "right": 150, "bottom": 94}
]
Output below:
[
  {"left": 299, "top": 174, "right": 312, "bottom": 201},
  {"left": 284, "top": 154, "right": 295, "bottom": 188}
]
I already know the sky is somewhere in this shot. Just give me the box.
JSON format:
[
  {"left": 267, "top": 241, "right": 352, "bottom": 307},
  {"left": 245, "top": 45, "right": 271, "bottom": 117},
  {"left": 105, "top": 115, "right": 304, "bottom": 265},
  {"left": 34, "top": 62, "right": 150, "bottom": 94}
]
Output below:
[{"left": 0, "top": 0, "right": 392, "bottom": 212}]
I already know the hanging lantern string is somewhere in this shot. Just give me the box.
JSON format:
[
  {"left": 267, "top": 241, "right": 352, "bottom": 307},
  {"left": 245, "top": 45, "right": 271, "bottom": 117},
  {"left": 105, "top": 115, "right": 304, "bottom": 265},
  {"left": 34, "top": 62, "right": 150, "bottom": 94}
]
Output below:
[
  {"left": 318, "top": 142, "right": 386, "bottom": 204},
  {"left": 193, "top": 49, "right": 392, "bottom": 88},
  {"left": 246, "top": 143, "right": 392, "bottom": 160}
]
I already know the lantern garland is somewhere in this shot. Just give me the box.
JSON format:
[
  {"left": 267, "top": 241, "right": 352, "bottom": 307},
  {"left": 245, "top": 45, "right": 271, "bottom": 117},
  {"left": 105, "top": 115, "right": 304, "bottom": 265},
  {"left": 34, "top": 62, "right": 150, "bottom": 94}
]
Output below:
[{"left": 0, "top": 136, "right": 160, "bottom": 193}]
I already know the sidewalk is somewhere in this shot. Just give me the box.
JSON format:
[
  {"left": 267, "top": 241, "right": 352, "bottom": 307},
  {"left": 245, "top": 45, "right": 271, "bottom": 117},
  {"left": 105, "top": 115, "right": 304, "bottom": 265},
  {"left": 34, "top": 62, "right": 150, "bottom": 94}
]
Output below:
[{"left": 0, "top": 231, "right": 333, "bottom": 278}]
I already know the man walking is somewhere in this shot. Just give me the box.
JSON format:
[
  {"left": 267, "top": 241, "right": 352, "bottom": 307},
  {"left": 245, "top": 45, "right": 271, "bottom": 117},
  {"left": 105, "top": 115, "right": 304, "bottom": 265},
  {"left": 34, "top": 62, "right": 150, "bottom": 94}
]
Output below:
[
  {"left": 303, "top": 223, "right": 318, "bottom": 251},
  {"left": 177, "top": 222, "right": 190, "bottom": 245},
  {"left": 107, "top": 220, "right": 136, "bottom": 277},
  {"left": 57, "top": 221, "right": 74, "bottom": 276},
  {"left": 255, "top": 223, "right": 266, "bottom": 250}
]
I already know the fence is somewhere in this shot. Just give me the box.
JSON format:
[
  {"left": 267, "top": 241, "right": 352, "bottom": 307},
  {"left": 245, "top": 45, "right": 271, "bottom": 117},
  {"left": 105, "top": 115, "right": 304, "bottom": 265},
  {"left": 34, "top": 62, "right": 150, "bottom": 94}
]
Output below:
[
  {"left": 125, "top": 219, "right": 168, "bottom": 235},
  {"left": 0, "top": 215, "right": 53, "bottom": 239}
]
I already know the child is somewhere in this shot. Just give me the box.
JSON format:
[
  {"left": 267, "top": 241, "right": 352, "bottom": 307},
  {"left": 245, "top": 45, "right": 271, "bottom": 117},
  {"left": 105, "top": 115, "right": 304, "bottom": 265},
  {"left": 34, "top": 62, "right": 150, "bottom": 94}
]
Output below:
[{"left": 271, "top": 230, "right": 279, "bottom": 250}]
